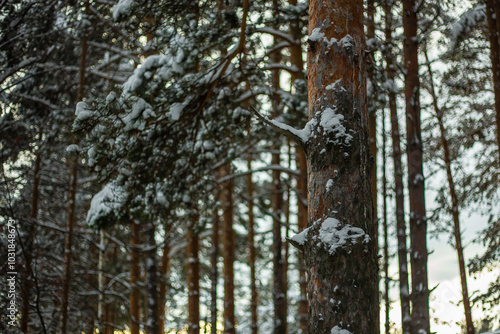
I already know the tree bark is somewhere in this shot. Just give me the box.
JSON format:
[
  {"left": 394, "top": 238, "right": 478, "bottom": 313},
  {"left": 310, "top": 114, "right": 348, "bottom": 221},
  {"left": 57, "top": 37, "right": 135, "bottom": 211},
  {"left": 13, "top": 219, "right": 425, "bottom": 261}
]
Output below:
[
  {"left": 130, "top": 221, "right": 141, "bottom": 334},
  {"left": 221, "top": 164, "right": 235, "bottom": 334},
  {"left": 383, "top": 1, "right": 411, "bottom": 332},
  {"left": 423, "top": 46, "right": 475, "bottom": 334},
  {"left": 402, "top": 0, "right": 430, "bottom": 332},
  {"left": 301, "top": 1, "right": 378, "bottom": 332},
  {"left": 485, "top": 0, "right": 500, "bottom": 164},
  {"left": 247, "top": 157, "right": 258, "bottom": 334}
]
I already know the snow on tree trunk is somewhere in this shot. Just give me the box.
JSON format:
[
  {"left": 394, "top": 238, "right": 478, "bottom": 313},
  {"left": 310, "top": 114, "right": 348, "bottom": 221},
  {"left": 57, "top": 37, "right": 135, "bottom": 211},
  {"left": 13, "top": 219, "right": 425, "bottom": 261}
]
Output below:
[
  {"left": 300, "top": 0, "right": 378, "bottom": 332},
  {"left": 384, "top": 1, "right": 411, "bottom": 332},
  {"left": 403, "top": 0, "right": 430, "bottom": 332}
]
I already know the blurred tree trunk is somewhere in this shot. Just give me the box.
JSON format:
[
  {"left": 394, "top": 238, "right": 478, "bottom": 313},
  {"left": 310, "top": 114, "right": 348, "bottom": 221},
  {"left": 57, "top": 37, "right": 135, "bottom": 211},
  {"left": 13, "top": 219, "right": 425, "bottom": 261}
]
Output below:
[
  {"left": 382, "top": 105, "right": 390, "bottom": 334},
  {"left": 485, "top": 0, "right": 500, "bottom": 164},
  {"left": 271, "top": 1, "right": 287, "bottom": 331},
  {"left": 403, "top": 0, "right": 430, "bottom": 332},
  {"left": 301, "top": 0, "right": 378, "bottom": 332},
  {"left": 145, "top": 222, "right": 159, "bottom": 334},
  {"left": 60, "top": 2, "right": 89, "bottom": 332},
  {"left": 130, "top": 220, "right": 141, "bottom": 334},
  {"left": 423, "top": 45, "right": 475, "bottom": 334},
  {"left": 158, "top": 223, "right": 171, "bottom": 334},
  {"left": 187, "top": 213, "right": 200, "bottom": 334},
  {"left": 247, "top": 157, "right": 258, "bottom": 334},
  {"left": 210, "top": 191, "right": 220, "bottom": 334},
  {"left": 383, "top": 1, "right": 411, "bottom": 332},
  {"left": 221, "top": 164, "right": 235, "bottom": 333},
  {"left": 288, "top": 0, "right": 308, "bottom": 329}
]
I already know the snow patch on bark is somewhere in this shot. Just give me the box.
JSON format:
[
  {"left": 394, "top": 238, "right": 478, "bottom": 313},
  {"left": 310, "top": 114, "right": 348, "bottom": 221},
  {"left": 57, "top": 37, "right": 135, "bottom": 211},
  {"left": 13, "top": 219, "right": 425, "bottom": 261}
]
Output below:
[
  {"left": 316, "top": 218, "right": 368, "bottom": 255},
  {"left": 330, "top": 326, "right": 352, "bottom": 334},
  {"left": 290, "top": 227, "right": 311, "bottom": 246}
]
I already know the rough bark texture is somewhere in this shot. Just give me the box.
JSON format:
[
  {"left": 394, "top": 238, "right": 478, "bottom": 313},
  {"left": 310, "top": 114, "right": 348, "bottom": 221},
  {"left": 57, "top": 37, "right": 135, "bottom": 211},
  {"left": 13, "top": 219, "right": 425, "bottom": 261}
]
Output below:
[
  {"left": 486, "top": 0, "right": 500, "bottom": 164},
  {"left": 130, "top": 221, "right": 141, "bottom": 334},
  {"left": 424, "top": 48, "right": 475, "bottom": 334},
  {"left": 403, "top": 0, "right": 430, "bottom": 332},
  {"left": 247, "top": 158, "right": 258, "bottom": 334},
  {"left": 384, "top": 2, "right": 411, "bottom": 332},
  {"left": 303, "top": 1, "right": 378, "bottom": 333},
  {"left": 187, "top": 216, "right": 200, "bottom": 334},
  {"left": 221, "top": 164, "right": 235, "bottom": 334}
]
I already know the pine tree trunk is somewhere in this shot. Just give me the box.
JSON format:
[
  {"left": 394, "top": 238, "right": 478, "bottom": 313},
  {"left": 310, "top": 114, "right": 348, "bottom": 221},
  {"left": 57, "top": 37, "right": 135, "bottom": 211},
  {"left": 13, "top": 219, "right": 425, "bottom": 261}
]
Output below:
[
  {"left": 60, "top": 2, "right": 89, "bottom": 332},
  {"left": 221, "top": 164, "right": 235, "bottom": 333},
  {"left": 187, "top": 214, "right": 200, "bottom": 334},
  {"left": 211, "top": 198, "right": 220, "bottom": 334},
  {"left": 130, "top": 220, "right": 141, "bottom": 334},
  {"left": 423, "top": 47, "right": 475, "bottom": 334},
  {"left": 485, "top": 0, "right": 500, "bottom": 164},
  {"left": 403, "top": 0, "right": 430, "bottom": 332},
  {"left": 159, "top": 224, "right": 171, "bottom": 334},
  {"left": 20, "top": 150, "right": 41, "bottom": 333},
  {"left": 301, "top": 1, "right": 378, "bottom": 332},
  {"left": 287, "top": 1, "right": 308, "bottom": 328},
  {"left": 271, "top": 1, "right": 287, "bottom": 329},
  {"left": 247, "top": 157, "right": 258, "bottom": 334},
  {"left": 384, "top": 2, "right": 411, "bottom": 332},
  {"left": 98, "top": 229, "right": 106, "bottom": 333},
  {"left": 145, "top": 223, "right": 159, "bottom": 334},
  {"left": 382, "top": 105, "right": 390, "bottom": 334}
]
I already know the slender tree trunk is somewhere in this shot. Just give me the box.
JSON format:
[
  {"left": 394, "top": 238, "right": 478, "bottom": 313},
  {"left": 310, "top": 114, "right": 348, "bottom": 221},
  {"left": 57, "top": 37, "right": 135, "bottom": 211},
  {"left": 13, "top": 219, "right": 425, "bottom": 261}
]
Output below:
[
  {"left": 60, "top": 2, "right": 89, "bottom": 332},
  {"left": 247, "top": 157, "right": 258, "bottom": 334},
  {"left": 20, "top": 149, "right": 42, "bottom": 333},
  {"left": 130, "top": 221, "right": 141, "bottom": 334},
  {"left": 287, "top": 1, "right": 308, "bottom": 329},
  {"left": 403, "top": 0, "right": 430, "bottom": 332},
  {"left": 271, "top": 1, "right": 287, "bottom": 330},
  {"left": 145, "top": 222, "right": 159, "bottom": 334},
  {"left": 187, "top": 213, "right": 201, "bottom": 334},
  {"left": 383, "top": 1, "right": 411, "bottom": 332},
  {"left": 423, "top": 46, "right": 475, "bottom": 334},
  {"left": 210, "top": 193, "right": 220, "bottom": 334},
  {"left": 299, "top": 1, "right": 378, "bottom": 332},
  {"left": 221, "top": 164, "right": 235, "bottom": 334},
  {"left": 159, "top": 224, "right": 171, "bottom": 334},
  {"left": 382, "top": 104, "right": 390, "bottom": 334},
  {"left": 485, "top": 0, "right": 500, "bottom": 164},
  {"left": 98, "top": 229, "right": 106, "bottom": 334}
]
